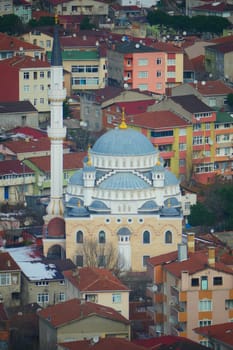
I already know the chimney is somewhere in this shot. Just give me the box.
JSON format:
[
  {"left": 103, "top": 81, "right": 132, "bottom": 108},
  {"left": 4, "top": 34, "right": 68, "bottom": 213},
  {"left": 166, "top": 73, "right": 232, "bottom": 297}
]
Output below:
[
  {"left": 178, "top": 243, "right": 188, "bottom": 261},
  {"left": 208, "top": 246, "right": 215, "bottom": 267},
  {"left": 187, "top": 232, "right": 195, "bottom": 253}
]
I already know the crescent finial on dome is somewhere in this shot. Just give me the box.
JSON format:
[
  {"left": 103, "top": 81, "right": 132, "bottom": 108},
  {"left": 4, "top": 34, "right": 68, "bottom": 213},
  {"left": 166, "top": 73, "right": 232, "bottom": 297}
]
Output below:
[{"left": 119, "top": 107, "right": 127, "bottom": 129}]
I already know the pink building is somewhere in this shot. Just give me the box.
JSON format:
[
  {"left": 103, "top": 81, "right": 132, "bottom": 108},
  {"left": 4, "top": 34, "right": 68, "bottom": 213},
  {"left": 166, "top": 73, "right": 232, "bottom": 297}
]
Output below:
[{"left": 146, "top": 233, "right": 233, "bottom": 345}]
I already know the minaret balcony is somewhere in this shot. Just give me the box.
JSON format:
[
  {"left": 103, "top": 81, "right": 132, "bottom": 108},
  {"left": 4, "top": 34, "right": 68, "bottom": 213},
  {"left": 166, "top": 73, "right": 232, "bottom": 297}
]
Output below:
[
  {"left": 48, "top": 89, "right": 66, "bottom": 101},
  {"left": 47, "top": 127, "right": 66, "bottom": 139}
]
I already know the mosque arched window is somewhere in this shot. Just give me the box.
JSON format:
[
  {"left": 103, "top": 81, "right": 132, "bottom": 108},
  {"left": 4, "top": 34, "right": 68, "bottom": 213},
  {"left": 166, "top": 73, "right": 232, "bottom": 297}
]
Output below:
[
  {"left": 76, "top": 230, "right": 83, "bottom": 243},
  {"left": 99, "top": 230, "right": 106, "bottom": 244},
  {"left": 165, "top": 230, "right": 172, "bottom": 244},
  {"left": 143, "top": 230, "right": 150, "bottom": 244}
]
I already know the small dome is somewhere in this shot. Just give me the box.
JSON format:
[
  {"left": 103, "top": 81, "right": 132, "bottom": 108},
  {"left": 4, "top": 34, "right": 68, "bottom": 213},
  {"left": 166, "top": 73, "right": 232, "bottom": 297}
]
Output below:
[
  {"left": 89, "top": 200, "right": 110, "bottom": 213},
  {"left": 160, "top": 207, "right": 180, "bottom": 217},
  {"left": 68, "top": 206, "right": 90, "bottom": 217},
  {"left": 69, "top": 169, "right": 83, "bottom": 185},
  {"left": 139, "top": 200, "right": 159, "bottom": 212},
  {"left": 66, "top": 197, "right": 84, "bottom": 208},
  {"left": 164, "top": 197, "right": 181, "bottom": 208},
  {"left": 164, "top": 170, "right": 179, "bottom": 186},
  {"left": 92, "top": 128, "right": 155, "bottom": 156},
  {"left": 117, "top": 227, "right": 131, "bottom": 236}
]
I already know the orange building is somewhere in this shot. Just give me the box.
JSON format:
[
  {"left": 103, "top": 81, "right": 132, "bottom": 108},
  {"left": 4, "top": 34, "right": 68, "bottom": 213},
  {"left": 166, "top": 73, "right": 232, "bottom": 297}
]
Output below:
[{"left": 146, "top": 233, "right": 233, "bottom": 344}]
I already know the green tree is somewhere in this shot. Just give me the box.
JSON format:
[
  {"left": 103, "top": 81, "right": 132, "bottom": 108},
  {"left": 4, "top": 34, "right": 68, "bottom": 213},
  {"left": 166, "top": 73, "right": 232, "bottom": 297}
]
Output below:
[
  {"left": 80, "top": 16, "right": 95, "bottom": 30},
  {"left": 227, "top": 93, "right": 233, "bottom": 107},
  {"left": 188, "top": 202, "right": 214, "bottom": 227},
  {"left": 63, "top": 99, "right": 71, "bottom": 119},
  {"left": 28, "top": 16, "right": 55, "bottom": 28},
  {"left": 0, "top": 14, "right": 24, "bottom": 35}
]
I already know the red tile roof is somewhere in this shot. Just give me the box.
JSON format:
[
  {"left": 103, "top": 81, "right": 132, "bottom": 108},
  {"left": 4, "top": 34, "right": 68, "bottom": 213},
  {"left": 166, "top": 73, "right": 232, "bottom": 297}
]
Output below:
[
  {"left": 0, "top": 159, "right": 34, "bottom": 176},
  {"left": 0, "top": 33, "right": 43, "bottom": 52},
  {"left": 64, "top": 267, "right": 129, "bottom": 292},
  {"left": 115, "top": 100, "right": 156, "bottom": 115},
  {"left": 0, "top": 63, "right": 19, "bottom": 101},
  {"left": 60, "top": 337, "right": 146, "bottom": 350},
  {"left": 164, "top": 249, "right": 233, "bottom": 278},
  {"left": 194, "top": 322, "right": 233, "bottom": 347},
  {"left": 192, "top": 2, "right": 233, "bottom": 12},
  {"left": 2, "top": 137, "right": 52, "bottom": 154},
  {"left": 0, "top": 55, "right": 50, "bottom": 69},
  {"left": 28, "top": 152, "right": 86, "bottom": 172},
  {"left": 38, "top": 298, "right": 130, "bottom": 327},
  {"left": 0, "top": 252, "right": 20, "bottom": 271},
  {"left": 211, "top": 34, "right": 233, "bottom": 45},
  {"left": 148, "top": 251, "right": 178, "bottom": 267},
  {"left": 189, "top": 80, "right": 233, "bottom": 95},
  {"left": 126, "top": 111, "right": 190, "bottom": 129},
  {"left": 9, "top": 127, "right": 47, "bottom": 139}
]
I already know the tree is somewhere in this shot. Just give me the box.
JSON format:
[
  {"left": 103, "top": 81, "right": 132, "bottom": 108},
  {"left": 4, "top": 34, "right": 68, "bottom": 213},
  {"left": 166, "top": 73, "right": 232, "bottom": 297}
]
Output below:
[
  {"left": 80, "top": 16, "right": 95, "bottom": 30},
  {"left": 0, "top": 14, "right": 24, "bottom": 35},
  {"left": 227, "top": 93, "right": 233, "bottom": 108},
  {"left": 77, "top": 238, "right": 124, "bottom": 275},
  {"left": 63, "top": 99, "right": 72, "bottom": 119},
  {"left": 188, "top": 202, "right": 214, "bottom": 227}
]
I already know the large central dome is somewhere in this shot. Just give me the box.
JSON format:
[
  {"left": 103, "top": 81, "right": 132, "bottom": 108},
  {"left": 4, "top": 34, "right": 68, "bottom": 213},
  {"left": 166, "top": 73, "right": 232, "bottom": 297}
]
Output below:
[{"left": 91, "top": 128, "right": 155, "bottom": 156}]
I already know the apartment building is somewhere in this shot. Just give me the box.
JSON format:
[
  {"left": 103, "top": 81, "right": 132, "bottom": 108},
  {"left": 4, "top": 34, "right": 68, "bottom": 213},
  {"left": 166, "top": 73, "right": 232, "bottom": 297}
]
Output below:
[
  {"left": 0, "top": 55, "right": 51, "bottom": 119},
  {"left": 107, "top": 40, "right": 183, "bottom": 95},
  {"left": 0, "top": 252, "right": 21, "bottom": 308},
  {"left": 146, "top": 233, "right": 233, "bottom": 344},
  {"left": 0, "top": 0, "right": 13, "bottom": 16},
  {"left": 42, "top": 0, "right": 109, "bottom": 17},
  {"left": 0, "top": 32, "right": 44, "bottom": 61},
  {"left": 63, "top": 267, "right": 130, "bottom": 319},
  {"left": 214, "top": 111, "right": 233, "bottom": 180}
]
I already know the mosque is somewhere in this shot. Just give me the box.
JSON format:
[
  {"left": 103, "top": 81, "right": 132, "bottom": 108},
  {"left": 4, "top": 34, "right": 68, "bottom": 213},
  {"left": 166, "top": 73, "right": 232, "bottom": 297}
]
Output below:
[{"left": 43, "top": 23, "right": 183, "bottom": 272}]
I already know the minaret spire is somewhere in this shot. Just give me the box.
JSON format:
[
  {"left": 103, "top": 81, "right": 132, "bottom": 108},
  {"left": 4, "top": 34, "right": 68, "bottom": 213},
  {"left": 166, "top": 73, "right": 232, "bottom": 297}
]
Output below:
[
  {"left": 119, "top": 107, "right": 127, "bottom": 129},
  {"left": 46, "top": 17, "right": 66, "bottom": 218}
]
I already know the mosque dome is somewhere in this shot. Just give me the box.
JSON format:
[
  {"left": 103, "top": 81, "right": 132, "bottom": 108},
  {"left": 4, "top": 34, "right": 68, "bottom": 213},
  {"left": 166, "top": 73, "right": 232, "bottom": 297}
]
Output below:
[{"left": 91, "top": 128, "right": 155, "bottom": 156}]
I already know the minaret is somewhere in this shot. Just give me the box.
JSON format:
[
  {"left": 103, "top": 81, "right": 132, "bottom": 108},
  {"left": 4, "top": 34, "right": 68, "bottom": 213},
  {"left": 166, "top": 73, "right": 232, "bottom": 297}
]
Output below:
[{"left": 46, "top": 16, "right": 66, "bottom": 218}]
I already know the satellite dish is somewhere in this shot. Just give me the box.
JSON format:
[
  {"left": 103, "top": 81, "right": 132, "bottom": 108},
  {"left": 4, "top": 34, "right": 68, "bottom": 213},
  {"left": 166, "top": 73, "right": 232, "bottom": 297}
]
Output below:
[
  {"left": 92, "top": 336, "right": 99, "bottom": 344},
  {"left": 152, "top": 285, "right": 158, "bottom": 292},
  {"left": 124, "top": 83, "right": 128, "bottom": 89}
]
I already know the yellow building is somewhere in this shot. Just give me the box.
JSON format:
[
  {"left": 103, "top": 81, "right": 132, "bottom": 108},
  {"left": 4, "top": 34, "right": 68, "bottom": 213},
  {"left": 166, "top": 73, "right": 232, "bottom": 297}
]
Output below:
[{"left": 43, "top": 121, "right": 183, "bottom": 272}]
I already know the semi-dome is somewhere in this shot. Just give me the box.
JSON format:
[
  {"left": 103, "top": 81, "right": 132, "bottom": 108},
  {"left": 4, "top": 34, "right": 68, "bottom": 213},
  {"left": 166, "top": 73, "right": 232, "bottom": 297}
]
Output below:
[{"left": 91, "top": 128, "right": 155, "bottom": 156}]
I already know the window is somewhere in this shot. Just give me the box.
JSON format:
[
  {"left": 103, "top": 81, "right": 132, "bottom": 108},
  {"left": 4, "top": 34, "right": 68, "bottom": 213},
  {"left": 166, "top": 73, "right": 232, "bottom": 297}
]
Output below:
[
  {"left": 151, "top": 130, "right": 173, "bottom": 137},
  {"left": 191, "top": 278, "right": 199, "bottom": 287},
  {"left": 98, "top": 255, "right": 105, "bottom": 267},
  {"left": 34, "top": 98, "right": 37, "bottom": 106},
  {"left": 0, "top": 273, "right": 11, "bottom": 285},
  {"left": 138, "top": 71, "right": 148, "bottom": 78},
  {"left": 156, "top": 58, "right": 162, "bottom": 64},
  {"left": 179, "top": 143, "right": 186, "bottom": 151},
  {"left": 99, "top": 230, "right": 106, "bottom": 244},
  {"left": 24, "top": 85, "right": 29, "bottom": 92},
  {"left": 86, "top": 294, "right": 98, "bottom": 302},
  {"left": 199, "top": 299, "right": 212, "bottom": 311},
  {"left": 156, "top": 70, "right": 162, "bottom": 77},
  {"left": 193, "top": 136, "right": 203, "bottom": 145},
  {"left": 33, "top": 72, "right": 37, "bottom": 80},
  {"left": 193, "top": 123, "right": 201, "bottom": 131},
  {"left": 199, "top": 320, "right": 212, "bottom": 327},
  {"left": 213, "top": 276, "right": 223, "bottom": 285},
  {"left": 138, "top": 84, "right": 148, "bottom": 91},
  {"left": 46, "top": 40, "right": 51, "bottom": 48},
  {"left": 165, "top": 230, "right": 172, "bottom": 244},
  {"left": 76, "top": 230, "right": 83, "bottom": 243},
  {"left": 167, "top": 71, "right": 176, "bottom": 78},
  {"left": 24, "top": 72, "right": 29, "bottom": 79},
  {"left": 112, "top": 293, "right": 121, "bottom": 303},
  {"left": 205, "top": 123, "right": 210, "bottom": 130},
  {"left": 143, "top": 230, "right": 150, "bottom": 244},
  {"left": 179, "top": 128, "right": 186, "bottom": 136},
  {"left": 40, "top": 71, "right": 44, "bottom": 78},
  {"left": 40, "top": 98, "right": 44, "bottom": 104},
  {"left": 40, "top": 84, "right": 44, "bottom": 91},
  {"left": 138, "top": 58, "right": 148, "bottom": 66},
  {"left": 47, "top": 71, "right": 50, "bottom": 78},
  {"left": 179, "top": 159, "right": 186, "bottom": 167},
  {"left": 201, "top": 276, "right": 208, "bottom": 290},
  {"left": 143, "top": 255, "right": 150, "bottom": 267},
  {"left": 58, "top": 292, "right": 65, "bottom": 302},
  {"left": 76, "top": 255, "right": 83, "bottom": 267},
  {"left": 225, "top": 299, "right": 233, "bottom": 310},
  {"left": 156, "top": 83, "right": 162, "bottom": 90},
  {"left": 167, "top": 59, "right": 176, "bottom": 65},
  {"left": 37, "top": 293, "right": 49, "bottom": 304},
  {"left": 36, "top": 281, "right": 49, "bottom": 286}
]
